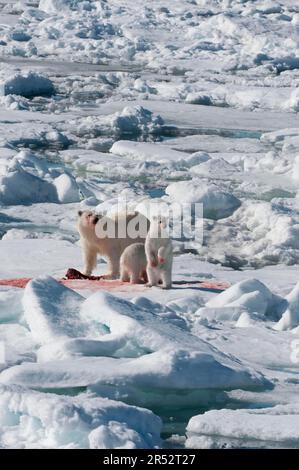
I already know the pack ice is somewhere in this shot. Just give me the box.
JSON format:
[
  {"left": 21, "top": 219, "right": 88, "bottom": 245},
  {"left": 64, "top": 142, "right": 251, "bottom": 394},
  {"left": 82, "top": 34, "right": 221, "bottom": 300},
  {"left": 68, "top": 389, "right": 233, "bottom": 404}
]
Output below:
[{"left": 0, "top": 0, "right": 299, "bottom": 450}]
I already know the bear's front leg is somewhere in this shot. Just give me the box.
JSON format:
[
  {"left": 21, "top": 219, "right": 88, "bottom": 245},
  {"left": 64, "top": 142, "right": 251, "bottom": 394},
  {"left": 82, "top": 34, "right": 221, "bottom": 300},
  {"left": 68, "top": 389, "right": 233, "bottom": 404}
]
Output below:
[
  {"left": 146, "top": 265, "right": 158, "bottom": 287},
  {"left": 82, "top": 244, "right": 97, "bottom": 276},
  {"left": 101, "top": 254, "right": 120, "bottom": 280},
  {"left": 161, "top": 269, "right": 172, "bottom": 289}
]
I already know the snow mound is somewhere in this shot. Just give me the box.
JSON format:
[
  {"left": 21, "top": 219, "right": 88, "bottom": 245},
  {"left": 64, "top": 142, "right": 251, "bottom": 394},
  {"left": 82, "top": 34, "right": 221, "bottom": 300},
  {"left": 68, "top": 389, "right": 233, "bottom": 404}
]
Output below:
[
  {"left": 110, "top": 141, "right": 187, "bottom": 164},
  {"left": 0, "top": 160, "right": 58, "bottom": 205},
  {"left": 195, "top": 306, "right": 248, "bottom": 325},
  {"left": 69, "top": 106, "right": 164, "bottom": 139},
  {"left": 0, "top": 289, "right": 23, "bottom": 323},
  {"left": 109, "top": 106, "right": 164, "bottom": 136},
  {"left": 53, "top": 173, "right": 80, "bottom": 203},
  {"left": 0, "top": 73, "right": 55, "bottom": 98},
  {"left": 0, "top": 281, "right": 267, "bottom": 397},
  {"left": 166, "top": 180, "right": 241, "bottom": 219},
  {"left": 191, "top": 157, "right": 239, "bottom": 178},
  {"left": 23, "top": 276, "right": 86, "bottom": 344},
  {"left": 206, "top": 279, "right": 281, "bottom": 319},
  {"left": 0, "top": 384, "right": 161, "bottom": 449},
  {"left": 186, "top": 404, "right": 299, "bottom": 449},
  {"left": 260, "top": 128, "right": 299, "bottom": 147},
  {"left": 274, "top": 282, "right": 299, "bottom": 331},
  {"left": 204, "top": 200, "right": 299, "bottom": 268},
  {"left": 39, "top": 0, "right": 78, "bottom": 14}
]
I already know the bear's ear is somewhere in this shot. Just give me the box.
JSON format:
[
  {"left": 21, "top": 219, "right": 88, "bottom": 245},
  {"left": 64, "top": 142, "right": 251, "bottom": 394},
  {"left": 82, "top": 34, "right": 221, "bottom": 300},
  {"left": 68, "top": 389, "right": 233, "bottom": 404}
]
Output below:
[{"left": 78, "top": 210, "right": 83, "bottom": 217}]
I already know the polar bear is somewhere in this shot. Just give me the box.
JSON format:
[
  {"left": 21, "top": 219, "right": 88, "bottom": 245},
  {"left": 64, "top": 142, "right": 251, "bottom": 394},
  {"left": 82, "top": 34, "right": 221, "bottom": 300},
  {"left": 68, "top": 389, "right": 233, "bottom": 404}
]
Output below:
[
  {"left": 145, "top": 215, "right": 173, "bottom": 289},
  {"left": 77, "top": 210, "right": 149, "bottom": 279},
  {"left": 120, "top": 243, "right": 148, "bottom": 284}
]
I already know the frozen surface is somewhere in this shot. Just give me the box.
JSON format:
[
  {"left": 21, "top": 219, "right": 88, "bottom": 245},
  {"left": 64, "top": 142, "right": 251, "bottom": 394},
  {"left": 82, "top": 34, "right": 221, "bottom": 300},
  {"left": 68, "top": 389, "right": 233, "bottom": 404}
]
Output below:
[
  {"left": 186, "top": 404, "right": 299, "bottom": 449},
  {"left": 0, "top": 384, "right": 161, "bottom": 449},
  {"left": 0, "top": 0, "right": 298, "bottom": 450},
  {"left": 0, "top": 72, "right": 54, "bottom": 97}
]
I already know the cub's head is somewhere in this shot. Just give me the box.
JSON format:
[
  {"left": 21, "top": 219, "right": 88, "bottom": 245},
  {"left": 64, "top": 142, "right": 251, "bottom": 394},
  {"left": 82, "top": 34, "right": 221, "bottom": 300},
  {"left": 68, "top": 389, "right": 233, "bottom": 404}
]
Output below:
[{"left": 151, "top": 215, "right": 168, "bottom": 229}]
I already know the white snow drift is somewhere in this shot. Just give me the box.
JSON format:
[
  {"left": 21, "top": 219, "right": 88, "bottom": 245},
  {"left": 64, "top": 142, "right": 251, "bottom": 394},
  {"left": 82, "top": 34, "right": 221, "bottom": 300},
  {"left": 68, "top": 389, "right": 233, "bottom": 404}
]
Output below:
[
  {"left": 166, "top": 180, "right": 241, "bottom": 220},
  {"left": 186, "top": 404, "right": 299, "bottom": 449},
  {"left": 0, "top": 384, "right": 161, "bottom": 449}
]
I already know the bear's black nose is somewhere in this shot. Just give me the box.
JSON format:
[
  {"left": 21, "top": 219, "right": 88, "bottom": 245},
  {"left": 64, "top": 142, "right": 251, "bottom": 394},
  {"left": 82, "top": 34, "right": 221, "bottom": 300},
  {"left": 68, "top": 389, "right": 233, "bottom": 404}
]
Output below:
[{"left": 93, "top": 216, "right": 99, "bottom": 224}]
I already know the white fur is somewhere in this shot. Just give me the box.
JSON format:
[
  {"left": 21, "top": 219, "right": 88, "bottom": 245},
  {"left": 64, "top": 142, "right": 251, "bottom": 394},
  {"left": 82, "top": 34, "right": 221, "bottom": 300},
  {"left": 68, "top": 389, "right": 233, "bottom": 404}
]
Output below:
[
  {"left": 145, "top": 216, "right": 173, "bottom": 289},
  {"left": 120, "top": 243, "right": 147, "bottom": 284},
  {"left": 77, "top": 210, "right": 149, "bottom": 279}
]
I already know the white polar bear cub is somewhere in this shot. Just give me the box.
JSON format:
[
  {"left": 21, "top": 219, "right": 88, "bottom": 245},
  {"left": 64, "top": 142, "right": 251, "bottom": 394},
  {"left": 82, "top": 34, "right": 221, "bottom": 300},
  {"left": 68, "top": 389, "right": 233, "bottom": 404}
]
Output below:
[
  {"left": 145, "top": 216, "right": 173, "bottom": 289},
  {"left": 120, "top": 243, "right": 148, "bottom": 284}
]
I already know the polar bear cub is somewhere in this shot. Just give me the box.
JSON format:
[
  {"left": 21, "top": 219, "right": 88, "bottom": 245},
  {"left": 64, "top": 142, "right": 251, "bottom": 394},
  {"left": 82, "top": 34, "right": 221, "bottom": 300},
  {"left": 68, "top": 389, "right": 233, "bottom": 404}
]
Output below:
[
  {"left": 145, "top": 215, "right": 173, "bottom": 289},
  {"left": 120, "top": 243, "right": 148, "bottom": 284}
]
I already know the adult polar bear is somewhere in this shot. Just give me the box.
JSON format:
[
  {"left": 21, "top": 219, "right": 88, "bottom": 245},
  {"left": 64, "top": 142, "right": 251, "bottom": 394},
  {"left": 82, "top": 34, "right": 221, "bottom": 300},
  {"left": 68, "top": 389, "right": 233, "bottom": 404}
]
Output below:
[{"left": 77, "top": 210, "right": 150, "bottom": 279}]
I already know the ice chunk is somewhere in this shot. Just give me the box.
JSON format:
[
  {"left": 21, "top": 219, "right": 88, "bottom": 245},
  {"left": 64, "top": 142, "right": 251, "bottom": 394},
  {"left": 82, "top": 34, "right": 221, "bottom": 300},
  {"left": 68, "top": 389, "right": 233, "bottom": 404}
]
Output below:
[
  {"left": 0, "top": 347, "right": 267, "bottom": 395},
  {"left": 191, "top": 158, "right": 239, "bottom": 178},
  {"left": 53, "top": 173, "right": 80, "bottom": 203},
  {"left": 0, "top": 73, "right": 55, "bottom": 98},
  {"left": 110, "top": 141, "right": 187, "bottom": 164},
  {"left": 0, "top": 384, "right": 161, "bottom": 449},
  {"left": 166, "top": 180, "right": 241, "bottom": 219},
  {"left": 1, "top": 288, "right": 267, "bottom": 393},
  {"left": 0, "top": 324, "right": 35, "bottom": 372},
  {"left": 23, "top": 276, "right": 95, "bottom": 344},
  {"left": 0, "top": 289, "right": 23, "bottom": 323},
  {"left": 274, "top": 282, "right": 299, "bottom": 331},
  {"left": 0, "top": 160, "right": 58, "bottom": 205},
  {"left": 39, "top": 0, "right": 77, "bottom": 14},
  {"left": 206, "top": 279, "right": 280, "bottom": 318},
  {"left": 109, "top": 106, "right": 164, "bottom": 136},
  {"left": 195, "top": 306, "right": 247, "bottom": 324},
  {"left": 186, "top": 404, "right": 299, "bottom": 449}
]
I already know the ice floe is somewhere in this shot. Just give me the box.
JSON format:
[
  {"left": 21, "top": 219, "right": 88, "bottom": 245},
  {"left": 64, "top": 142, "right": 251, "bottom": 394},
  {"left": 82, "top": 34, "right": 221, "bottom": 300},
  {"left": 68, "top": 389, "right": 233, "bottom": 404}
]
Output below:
[
  {"left": 0, "top": 72, "right": 55, "bottom": 98},
  {"left": 186, "top": 404, "right": 299, "bottom": 449},
  {"left": 166, "top": 180, "right": 241, "bottom": 220},
  {"left": 0, "top": 384, "right": 161, "bottom": 448}
]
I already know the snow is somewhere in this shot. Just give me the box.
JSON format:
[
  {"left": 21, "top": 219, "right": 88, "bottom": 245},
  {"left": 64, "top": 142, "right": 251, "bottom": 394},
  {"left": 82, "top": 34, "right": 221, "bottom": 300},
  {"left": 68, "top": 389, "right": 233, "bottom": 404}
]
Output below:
[
  {"left": 0, "top": 0, "right": 298, "bottom": 450},
  {"left": 274, "top": 282, "right": 299, "bottom": 331},
  {"left": 186, "top": 404, "right": 299, "bottom": 449},
  {"left": 23, "top": 276, "right": 86, "bottom": 344},
  {"left": 0, "top": 384, "right": 161, "bottom": 449},
  {"left": 110, "top": 141, "right": 188, "bottom": 164},
  {"left": 0, "top": 159, "right": 58, "bottom": 205},
  {"left": 0, "top": 72, "right": 55, "bottom": 98},
  {"left": 1, "top": 278, "right": 265, "bottom": 392},
  {"left": 53, "top": 173, "right": 80, "bottom": 203},
  {"left": 206, "top": 279, "right": 282, "bottom": 319},
  {"left": 165, "top": 181, "right": 241, "bottom": 220},
  {"left": 0, "top": 239, "right": 82, "bottom": 278},
  {"left": 39, "top": 0, "right": 75, "bottom": 14}
]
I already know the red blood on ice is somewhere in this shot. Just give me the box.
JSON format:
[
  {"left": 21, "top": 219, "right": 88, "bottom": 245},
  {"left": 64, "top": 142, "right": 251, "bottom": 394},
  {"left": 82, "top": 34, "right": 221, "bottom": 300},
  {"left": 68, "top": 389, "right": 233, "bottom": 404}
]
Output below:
[{"left": 0, "top": 269, "right": 229, "bottom": 293}]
